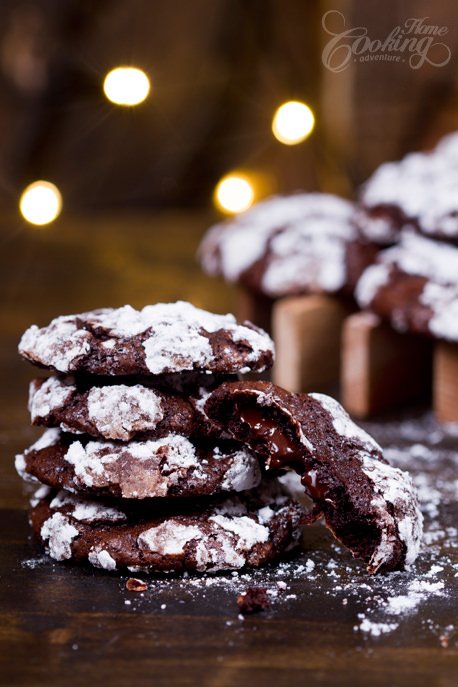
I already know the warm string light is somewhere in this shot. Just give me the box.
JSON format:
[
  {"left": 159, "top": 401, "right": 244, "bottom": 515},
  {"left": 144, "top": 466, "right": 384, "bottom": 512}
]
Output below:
[
  {"left": 103, "top": 67, "right": 150, "bottom": 106},
  {"left": 214, "top": 174, "right": 255, "bottom": 214},
  {"left": 19, "top": 181, "right": 62, "bottom": 225},
  {"left": 272, "top": 101, "right": 315, "bottom": 145}
]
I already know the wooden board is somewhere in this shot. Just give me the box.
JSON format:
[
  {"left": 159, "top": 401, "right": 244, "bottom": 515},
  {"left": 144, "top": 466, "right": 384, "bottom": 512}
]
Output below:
[
  {"left": 434, "top": 341, "right": 458, "bottom": 424},
  {"left": 0, "top": 494, "right": 457, "bottom": 687},
  {"left": 272, "top": 294, "right": 353, "bottom": 393},
  {"left": 341, "top": 311, "right": 433, "bottom": 417}
]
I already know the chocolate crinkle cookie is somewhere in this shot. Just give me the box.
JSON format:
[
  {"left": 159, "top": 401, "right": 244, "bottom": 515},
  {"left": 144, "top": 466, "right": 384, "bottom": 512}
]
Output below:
[
  {"left": 205, "top": 381, "right": 423, "bottom": 574},
  {"left": 29, "top": 480, "right": 304, "bottom": 574},
  {"left": 16, "top": 429, "right": 263, "bottom": 499},
  {"left": 355, "top": 232, "right": 458, "bottom": 342},
  {"left": 27, "top": 374, "right": 222, "bottom": 441},
  {"left": 354, "top": 131, "right": 458, "bottom": 245},
  {"left": 18, "top": 301, "right": 274, "bottom": 376},
  {"left": 198, "top": 193, "right": 378, "bottom": 298}
]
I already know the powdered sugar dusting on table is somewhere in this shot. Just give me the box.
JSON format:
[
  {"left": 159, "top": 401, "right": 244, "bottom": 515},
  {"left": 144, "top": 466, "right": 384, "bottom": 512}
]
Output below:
[{"left": 117, "top": 406, "right": 455, "bottom": 641}]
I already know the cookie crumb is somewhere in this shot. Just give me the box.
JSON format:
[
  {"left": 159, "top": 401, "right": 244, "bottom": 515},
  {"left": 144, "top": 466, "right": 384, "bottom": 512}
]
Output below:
[
  {"left": 237, "top": 587, "right": 270, "bottom": 614},
  {"left": 126, "top": 577, "right": 148, "bottom": 592}
]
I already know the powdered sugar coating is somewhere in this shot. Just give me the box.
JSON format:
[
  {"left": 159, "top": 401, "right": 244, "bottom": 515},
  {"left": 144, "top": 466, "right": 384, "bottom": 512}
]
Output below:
[
  {"left": 40, "top": 513, "right": 79, "bottom": 561},
  {"left": 28, "top": 376, "right": 75, "bottom": 420},
  {"left": 86, "top": 384, "right": 164, "bottom": 440},
  {"left": 29, "top": 484, "right": 52, "bottom": 507},
  {"left": 138, "top": 489, "right": 279, "bottom": 572},
  {"left": 18, "top": 429, "right": 262, "bottom": 498},
  {"left": 355, "top": 262, "right": 392, "bottom": 308},
  {"left": 199, "top": 193, "right": 359, "bottom": 296},
  {"left": 88, "top": 548, "right": 117, "bottom": 571},
  {"left": 139, "top": 523, "right": 207, "bottom": 557},
  {"left": 28, "top": 374, "right": 213, "bottom": 442},
  {"left": 18, "top": 301, "right": 274, "bottom": 376},
  {"left": 220, "top": 450, "right": 262, "bottom": 492},
  {"left": 19, "top": 322, "right": 91, "bottom": 374},
  {"left": 396, "top": 233, "right": 458, "bottom": 283},
  {"left": 361, "top": 233, "right": 458, "bottom": 285},
  {"left": 355, "top": 233, "right": 458, "bottom": 341},
  {"left": 208, "top": 514, "right": 269, "bottom": 547},
  {"left": 359, "top": 457, "right": 423, "bottom": 571},
  {"left": 420, "top": 281, "right": 458, "bottom": 340},
  {"left": 30, "top": 481, "right": 304, "bottom": 573},
  {"left": 28, "top": 427, "right": 61, "bottom": 452},
  {"left": 311, "top": 392, "right": 422, "bottom": 571},
  {"left": 64, "top": 439, "right": 116, "bottom": 488},
  {"left": 15, "top": 452, "right": 39, "bottom": 484},
  {"left": 261, "top": 222, "right": 348, "bottom": 295},
  {"left": 309, "top": 393, "right": 383, "bottom": 454},
  {"left": 356, "top": 132, "right": 458, "bottom": 242},
  {"left": 49, "top": 490, "right": 127, "bottom": 523}
]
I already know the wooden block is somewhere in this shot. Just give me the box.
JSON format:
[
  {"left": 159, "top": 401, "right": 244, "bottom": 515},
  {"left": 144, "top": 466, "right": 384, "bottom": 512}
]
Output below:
[
  {"left": 433, "top": 341, "right": 458, "bottom": 424},
  {"left": 235, "top": 288, "right": 273, "bottom": 335},
  {"left": 272, "top": 294, "right": 352, "bottom": 393},
  {"left": 341, "top": 312, "right": 432, "bottom": 418}
]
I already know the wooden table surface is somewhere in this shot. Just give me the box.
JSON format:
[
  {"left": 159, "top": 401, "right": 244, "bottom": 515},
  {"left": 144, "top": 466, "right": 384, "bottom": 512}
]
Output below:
[{"left": 1, "top": 211, "right": 458, "bottom": 687}]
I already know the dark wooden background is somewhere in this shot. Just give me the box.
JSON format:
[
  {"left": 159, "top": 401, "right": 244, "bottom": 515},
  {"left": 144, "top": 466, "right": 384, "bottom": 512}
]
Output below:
[{"left": 1, "top": 0, "right": 458, "bottom": 212}]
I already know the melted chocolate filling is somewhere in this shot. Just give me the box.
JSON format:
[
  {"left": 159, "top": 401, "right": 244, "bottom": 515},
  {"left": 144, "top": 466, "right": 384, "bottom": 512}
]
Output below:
[
  {"left": 301, "top": 469, "right": 331, "bottom": 502},
  {"left": 238, "top": 406, "right": 297, "bottom": 465},
  {"left": 238, "top": 405, "right": 331, "bottom": 503}
]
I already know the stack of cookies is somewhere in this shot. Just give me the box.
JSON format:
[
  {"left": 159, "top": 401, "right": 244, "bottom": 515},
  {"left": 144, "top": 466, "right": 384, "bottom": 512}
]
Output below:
[
  {"left": 352, "top": 132, "right": 458, "bottom": 344},
  {"left": 15, "top": 301, "right": 304, "bottom": 574}
]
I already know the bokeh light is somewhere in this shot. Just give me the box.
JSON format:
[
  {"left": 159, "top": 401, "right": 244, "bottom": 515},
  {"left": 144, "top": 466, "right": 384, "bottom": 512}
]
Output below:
[
  {"left": 214, "top": 174, "right": 255, "bottom": 214},
  {"left": 272, "top": 101, "right": 315, "bottom": 145},
  {"left": 19, "top": 181, "right": 62, "bottom": 225},
  {"left": 103, "top": 67, "right": 150, "bottom": 106}
]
